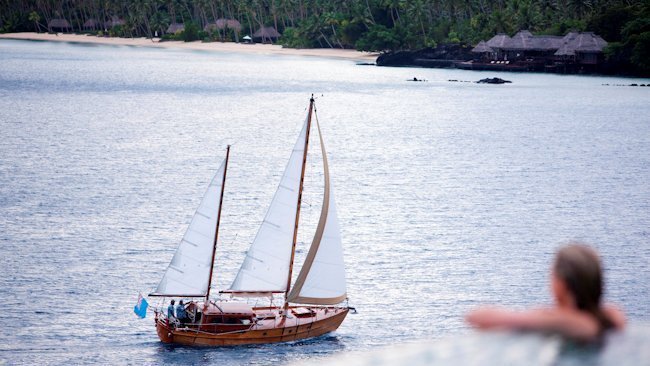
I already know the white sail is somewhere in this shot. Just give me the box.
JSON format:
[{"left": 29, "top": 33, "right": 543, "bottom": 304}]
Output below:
[
  {"left": 152, "top": 160, "right": 226, "bottom": 296},
  {"left": 229, "top": 118, "right": 308, "bottom": 292},
  {"left": 287, "top": 119, "right": 347, "bottom": 305}
]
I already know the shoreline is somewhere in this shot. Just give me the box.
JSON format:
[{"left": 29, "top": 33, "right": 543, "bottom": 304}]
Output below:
[{"left": 0, "top": 32, "right": 378, "bottom": 62}]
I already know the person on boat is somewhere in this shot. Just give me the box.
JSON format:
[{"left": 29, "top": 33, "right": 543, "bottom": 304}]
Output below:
[
  {"left": 466, "top": 242, "right": 625, "bottom": 342},
  {"left": 167, "top": 299, "right": 175, "bottom": 318},
  {"left": 176, "top": 299, "right": 188, "bottom": 325},
  {"left": 167, "top": 299, "right": 175, "bottom": 326}
]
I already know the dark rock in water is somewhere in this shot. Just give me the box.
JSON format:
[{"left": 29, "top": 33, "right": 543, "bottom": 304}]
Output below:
[
  {"left": 630, "top": 83, "right": 638, "bottom": 86},
  {"left": 356, "top": 62, "right": 376, "bottom": 66},
  {"left": 476, "top": 77, "right": 512, "bottom": 84},
  {"left": 376, "top": 44, "right": 473, "bottom": 68},
  {"left": 408, "top": 77, "right": 427, "bottom": 82}
]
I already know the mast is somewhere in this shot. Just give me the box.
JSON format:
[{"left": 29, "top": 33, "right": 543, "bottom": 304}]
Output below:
[
  {"left": 284, "top": 96, "right": 314, "bottom": 310},
  {"left": 205, "top": 145, "right": 230, "bottom": 303}
]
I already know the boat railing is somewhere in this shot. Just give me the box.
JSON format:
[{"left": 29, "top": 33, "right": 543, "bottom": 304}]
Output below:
[{"left": 156, "top": 316, "right": 255, "bottom": 335}]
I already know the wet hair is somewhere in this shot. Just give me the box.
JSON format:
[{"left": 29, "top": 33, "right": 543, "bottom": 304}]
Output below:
[
  {"left": 179, "top": 300, "right": 184, "bottom": 305},
  {"left": 170, "top": 299, "right": 175, "bottom": 305},
  {"left": 553, "top": 242, "right": 614, "bottom": 333}
]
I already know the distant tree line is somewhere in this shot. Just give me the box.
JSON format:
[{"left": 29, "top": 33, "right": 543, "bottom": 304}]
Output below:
[{"left": 1, "top": 0, "right": 648, "bottom": 74}]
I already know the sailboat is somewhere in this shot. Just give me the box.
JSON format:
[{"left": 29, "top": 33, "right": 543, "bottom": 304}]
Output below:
[{"left": 148, "top": 96, "right": 350, "bottom": 346}]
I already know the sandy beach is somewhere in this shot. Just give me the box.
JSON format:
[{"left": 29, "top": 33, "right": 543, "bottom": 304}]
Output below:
[{"left": 0, "top": 32, "right": 378, "bottom": 62}]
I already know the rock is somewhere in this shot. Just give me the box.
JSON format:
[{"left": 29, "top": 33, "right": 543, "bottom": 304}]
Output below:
[
  {"left": 476, "top": 77, "right": 512, "bottom": 84},
  {"left": 376, "top": 44, "right": 473, "bottom": 67}
]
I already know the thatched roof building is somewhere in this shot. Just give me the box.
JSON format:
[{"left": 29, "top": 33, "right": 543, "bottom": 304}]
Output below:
[
  {"left": 471, "top": 41, "right": 493, "bottom": 53},
  {"left": 486, "top": 33, "right": 510, "bottom": 49},
  {"left": 505, "top": 30, "right": 563, "bottom": 51},
  {"left": 205, "top": 19, "right": 242, "bottom": 32},
  {"left": 483, "top": 30, "right": 607, "bottom": 54},
  {"left": 480, "top": 30, "right": 607, "bottom": 58},
  {"left": 167, "top": 23, "right": 184, "bottom": 34},
  {"left": 83, "top": 19, "right": 98, "bottom": 29},
  {"left": 555, "top": 32, "right": 607, "bottom": 56},
  {"left": 104, "top": 17, "right": 125, "bottom": 28},
  {"left": 253, "top": 26, "right": 281, "bottom": 43},
  {"left": 48, "top": 19, "right": 72, "bottom": 31},
  {"left": 219, "top": 18, "right": 241, "bottom": 31},
  {"left": 474, "top": 30, "right": 608, "bottom": 68}
]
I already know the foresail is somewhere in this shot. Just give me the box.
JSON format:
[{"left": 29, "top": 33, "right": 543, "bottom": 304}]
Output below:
[
  {"left": 152, "top": 160, "right": 226, "bottom": 296},
  {"left": 287, "top": 119, "right": 347, "bottom": 305},
  {"left": 229, "top": 118, "right": 308, "bottom": 292}
]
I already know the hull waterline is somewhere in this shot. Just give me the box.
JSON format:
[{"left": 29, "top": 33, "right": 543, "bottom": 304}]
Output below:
[{"left": 155, "top": 306, "right": 349, "bottom": 346}]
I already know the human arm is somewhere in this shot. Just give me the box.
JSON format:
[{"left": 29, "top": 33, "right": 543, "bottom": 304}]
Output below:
[
  {"left": 465, "top": 306, "right": 600, "bottom": 342},
  {"left": 603, "top": 303, "right": 626, "bottom": 330}
]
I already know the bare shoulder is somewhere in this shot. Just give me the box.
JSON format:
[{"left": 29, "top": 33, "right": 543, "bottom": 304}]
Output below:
[{"left": 603, "top": 303, "right": 626, "bottom": 330}]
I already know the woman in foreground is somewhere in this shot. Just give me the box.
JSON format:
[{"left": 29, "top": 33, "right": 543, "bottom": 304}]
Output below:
[{"left": 466, "top": 242, "right": 625, "bottom": 342}]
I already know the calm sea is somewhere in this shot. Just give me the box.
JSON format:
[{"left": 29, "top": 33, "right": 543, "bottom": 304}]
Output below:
[{"left": 0, "top": 39, "right": 649, "bottom": 365}]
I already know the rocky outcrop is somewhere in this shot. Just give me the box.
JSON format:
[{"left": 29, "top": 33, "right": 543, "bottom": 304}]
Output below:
[
  {"left": 476, "top": 77, "right": 512, "bottom": 84},
  {"left": 376, "top": 44, "right": 473, "bottom": 68}
]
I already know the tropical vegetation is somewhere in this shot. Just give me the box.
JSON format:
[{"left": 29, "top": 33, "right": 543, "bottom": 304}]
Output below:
[{"left": 1, "top": 0, "right": 648, "bottom": 74}]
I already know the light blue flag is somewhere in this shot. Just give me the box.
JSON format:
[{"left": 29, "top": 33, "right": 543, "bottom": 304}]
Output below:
[{"left": 134, "top": 293, "right": 149, "bottom": 318}]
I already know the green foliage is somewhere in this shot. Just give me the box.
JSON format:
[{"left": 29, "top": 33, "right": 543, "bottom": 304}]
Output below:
[
  {"left": 447, "top": 30, "right": 460, "bottom": 44},
  {"left": 542, "top": 19, "right": 586, "bottom": 36},
  {"left": 280, "top": 27, "right": 313, "bottom": 48},
  {"left": 108, "top": 25, "right": 125, "bottom": 37},
  {"left": 340, "top": 19, "right": 367, "bottom": 46},
  {"left": 180, "top": 21, "right": 200, "bottom": 42},
  {"left": 2, "top": 0, "right": 649, "bottom": 75},
  {"left": 588, "top": 6, "right": 636, "bottom": 42},
  {"left": 599, "top": 4, "right": 650, "bottom": 75},
  {"left": 28, "top": 11, "right": 40, "bottom": 24},
  {"left": 355, "top": 24, "right": 400, "bottom": 52},
  {"left": 630, "top": 32, "right": 650, "bottom": 72}
]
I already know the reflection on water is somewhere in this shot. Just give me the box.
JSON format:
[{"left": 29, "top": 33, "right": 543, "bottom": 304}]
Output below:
[{"left": 0, "top": 39, "right": 649, "bottom": 364}]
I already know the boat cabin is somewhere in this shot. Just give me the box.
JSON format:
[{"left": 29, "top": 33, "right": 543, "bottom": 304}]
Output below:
[{"left": 198, "top": 302, "right": 255, "bottom": 333}]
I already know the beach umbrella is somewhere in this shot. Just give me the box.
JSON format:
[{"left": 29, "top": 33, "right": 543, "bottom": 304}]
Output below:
[{"left": 243, "top": 35, "right": 252, "bottom": 41}]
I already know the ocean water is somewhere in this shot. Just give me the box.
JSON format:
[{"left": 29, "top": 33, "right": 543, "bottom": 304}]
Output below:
[{"left": 0, "top": 39, "right": 649, "bottom": 365}]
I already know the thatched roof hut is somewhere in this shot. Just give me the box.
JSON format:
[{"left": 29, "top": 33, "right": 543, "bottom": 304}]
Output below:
[
  {"left": 486, "top": 33, "right": 510, "bottom": 48},
  {"left": 83, "top": 19, "right": 98, "bottom": 29},
  {"left": 506, "top": 30, "right": 533, "bottom": 49},
  {"left": 104, "top": 17, "right": 125, "bottom": 28},
  {"left": 48, "top": 18, "right": 72, "bottom": 31},
  {"left": 555, "top": 32, "right": 607, "bottom": 56},
  {"left": 217, "top": 18, "right": 241, "bottom": 31},
  {"left": 167, "top": 23, "right": 184, "bottom": 34},
  {"left": 506, "top": 30, "right": 564, "bottom": 51},
  {"left": 253, "top": 26, "right": 281, "bottom": 43},
  {"left": 204, "top": 19, "right": 241, "bottom": 32},
  {"left": 471, "top": 41, "right": 494, "bottom": 53}
]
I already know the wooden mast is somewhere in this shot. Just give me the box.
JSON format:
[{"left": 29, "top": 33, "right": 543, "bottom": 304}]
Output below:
[
  {"left": 205, "top": 145, "right": 230, "bottom": 303},
  {"left": 284, "top": 96, "right": 314, "bottom": 311}
]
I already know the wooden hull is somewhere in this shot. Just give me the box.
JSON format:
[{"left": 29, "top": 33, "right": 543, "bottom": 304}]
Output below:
[{"left": 155, "top": 306, "right": 349, "bottom": 346}]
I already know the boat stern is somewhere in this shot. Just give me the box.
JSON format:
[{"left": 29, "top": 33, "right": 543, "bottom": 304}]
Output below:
[{"left": 155, "top": 316, "right": 174, "bottom": 343}]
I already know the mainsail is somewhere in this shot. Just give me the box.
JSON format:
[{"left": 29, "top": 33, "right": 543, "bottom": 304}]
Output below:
[
  {"left": 229, "top": 118, "right": 309, "bottom": 292},
  {"left": 151, "top": 159, "right": 227, "bottom": 297},
  {"left": 287, "top": 118, "right": 347, "bottom": 304}
]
